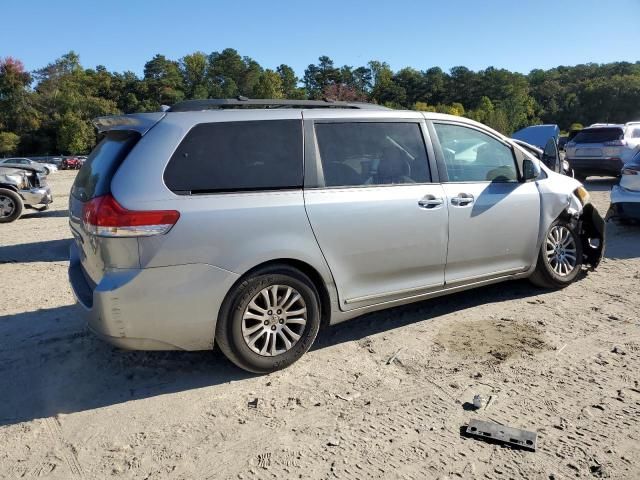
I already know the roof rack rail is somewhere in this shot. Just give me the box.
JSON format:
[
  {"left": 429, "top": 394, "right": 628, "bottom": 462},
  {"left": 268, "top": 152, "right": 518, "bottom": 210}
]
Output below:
[{"left": 168, "top": 97, "right": 388, "bottom": 112}]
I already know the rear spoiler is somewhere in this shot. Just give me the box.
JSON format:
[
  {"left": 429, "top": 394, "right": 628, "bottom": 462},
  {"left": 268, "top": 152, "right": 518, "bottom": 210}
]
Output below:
[{"left": 92, "top": 113, "right": 166, "bottom": 135}]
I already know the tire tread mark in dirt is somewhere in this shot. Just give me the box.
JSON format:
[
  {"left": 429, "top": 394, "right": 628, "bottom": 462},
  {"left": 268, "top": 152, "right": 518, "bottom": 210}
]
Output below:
[{"left": 43, "top": 417, "right": 85, "bottom": 479}]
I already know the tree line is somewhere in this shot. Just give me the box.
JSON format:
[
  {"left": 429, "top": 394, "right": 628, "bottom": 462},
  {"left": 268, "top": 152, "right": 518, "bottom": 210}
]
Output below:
[{"left": 1, "top": 49, "right": 639, "bottom": 155}]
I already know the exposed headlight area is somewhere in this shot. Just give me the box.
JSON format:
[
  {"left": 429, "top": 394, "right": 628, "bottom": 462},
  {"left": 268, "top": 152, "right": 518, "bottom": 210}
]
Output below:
[{"left": 575, "top": 186, "right": 591, "bottom": 205}]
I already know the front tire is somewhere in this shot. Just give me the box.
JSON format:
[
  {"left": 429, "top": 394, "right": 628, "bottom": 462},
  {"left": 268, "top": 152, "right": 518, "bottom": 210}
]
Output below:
[
  {"left": 216, "top": 265, "right": 321, "bottom": 374},
  {"left": 0, "top": 188, "right": 23, "bottom": 223},
  {"left": 529, "top": 219, "right": 583, "bottom": 289}
]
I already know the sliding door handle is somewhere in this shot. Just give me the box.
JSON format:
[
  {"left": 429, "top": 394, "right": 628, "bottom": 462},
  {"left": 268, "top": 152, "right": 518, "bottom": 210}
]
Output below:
[
  {"left": 418, "top": 197, "right": 444, "bottom": 209},
  {"left": 451, "top": 194, "right": 474, "bottom": 206}
]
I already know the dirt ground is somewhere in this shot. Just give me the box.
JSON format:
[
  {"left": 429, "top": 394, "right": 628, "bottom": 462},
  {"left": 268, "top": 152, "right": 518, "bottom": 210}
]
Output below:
[{"left": 1, "top": 171, "right": 639, "bottom": 480}]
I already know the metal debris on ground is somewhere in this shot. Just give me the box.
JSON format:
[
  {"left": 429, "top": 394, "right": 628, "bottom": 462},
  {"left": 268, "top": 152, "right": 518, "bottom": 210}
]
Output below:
[
  {"left": 465, "top": 419, "right": 537, "bottom": 451},
  {"left": 472, "top": 394, "right": 485, "bottom": 410},
  {"left": 386, "top": 347, "right": 405, "bottom": 365},
  {"left": 247, "top": 398, "right": 259, "bottom": 409}
]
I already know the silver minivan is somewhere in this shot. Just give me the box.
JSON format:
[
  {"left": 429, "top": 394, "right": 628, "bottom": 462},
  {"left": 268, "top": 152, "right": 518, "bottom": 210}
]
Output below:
[{"left": 68, "top": 99, "right": 604, "bottom": 373}]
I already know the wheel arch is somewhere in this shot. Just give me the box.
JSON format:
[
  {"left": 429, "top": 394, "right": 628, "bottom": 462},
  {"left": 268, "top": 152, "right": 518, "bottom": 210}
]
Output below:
[
  {"left": 0, "top": 183, "right": 20, "bottom": 193},
  {"left": 224, "top": 258, "right": 334, "bottom": 329}
]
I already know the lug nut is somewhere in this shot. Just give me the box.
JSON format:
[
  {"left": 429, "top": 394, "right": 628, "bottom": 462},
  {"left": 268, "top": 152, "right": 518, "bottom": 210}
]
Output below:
[
  {"left": 264, "top": 320, "right": 269, "bottom": 325},
  {"left": 268, "top": 310, "right": 272, "bottom": 315},
  {"left": 271, "top": 325, "right": 276, "bottom": 331},
  {"left": 277, "top": 309, "right": 282, "bottom": 314},
  {"left": 279, "top": 319, "right": 284, "bottom": 324}
]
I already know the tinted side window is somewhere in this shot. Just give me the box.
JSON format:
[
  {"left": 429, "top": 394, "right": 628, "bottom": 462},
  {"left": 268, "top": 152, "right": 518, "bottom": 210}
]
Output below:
[
  {"left": 164, "top": 120, "right": 302, "bottom": 193},
  {"left": 314, "top": 122, "right": 430, "bottom": 187},
  {"left": 434, "top": 124, "right": 517, "bottom": 182}
]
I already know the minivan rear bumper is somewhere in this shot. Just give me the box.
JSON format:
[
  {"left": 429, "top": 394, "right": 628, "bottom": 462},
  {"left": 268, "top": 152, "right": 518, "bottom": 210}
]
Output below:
[{"left": 68, "top": 243, "right": 239, "bottom": 351}]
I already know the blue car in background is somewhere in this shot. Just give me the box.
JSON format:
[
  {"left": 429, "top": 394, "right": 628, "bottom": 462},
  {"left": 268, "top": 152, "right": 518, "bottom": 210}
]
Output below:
[
  {"left": 512, "top": 124, "right": 560, "bottom": 150},
  {"left": 512, "top": 124, "right": 572, "bottom": 176}
]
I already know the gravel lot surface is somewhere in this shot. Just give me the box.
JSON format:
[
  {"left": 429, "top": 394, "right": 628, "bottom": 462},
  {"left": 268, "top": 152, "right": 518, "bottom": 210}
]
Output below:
[{"left": 1, "top": 171, "right": 639, "bottom": 479}]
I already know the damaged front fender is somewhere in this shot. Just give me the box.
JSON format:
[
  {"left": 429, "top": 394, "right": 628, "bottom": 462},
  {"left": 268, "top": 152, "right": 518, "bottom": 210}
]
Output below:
[
  {"left": 579, "top": 202, "right": 605, "bottom": 269},
  {"left": 536, "top": 173, "right": 605, "bottom": 271}
]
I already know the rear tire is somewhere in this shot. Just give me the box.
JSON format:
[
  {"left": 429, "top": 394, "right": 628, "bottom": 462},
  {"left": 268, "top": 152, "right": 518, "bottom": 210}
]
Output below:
[
  {"left": 0, "top": 188, "right": 23, "bottom": 223},
  {"left": 216, "top": 265, "right": 321, "bottom": 374},
  {"left": 529, "top": 218, "right": 583, "bottom": 289}
]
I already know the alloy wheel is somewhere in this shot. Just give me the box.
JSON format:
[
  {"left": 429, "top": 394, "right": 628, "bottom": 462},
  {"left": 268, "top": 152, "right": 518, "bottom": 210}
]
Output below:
[
  {"left": 545, "top": 225, "right": 578, "bottom": 276},
  {"left": 0, "top": 195, "right": 15, "bottom": 218},
  {"left": 241, "top": 284, "right": 308, "bottom": 356}
]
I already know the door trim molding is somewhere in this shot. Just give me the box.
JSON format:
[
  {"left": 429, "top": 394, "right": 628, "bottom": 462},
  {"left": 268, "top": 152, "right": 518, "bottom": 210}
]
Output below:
[
  {"left": 445, "top": 267, "right": 529, "bottom": 287},
  {"left": 344, "top": 282, "right": 443, "bottom": 305}
]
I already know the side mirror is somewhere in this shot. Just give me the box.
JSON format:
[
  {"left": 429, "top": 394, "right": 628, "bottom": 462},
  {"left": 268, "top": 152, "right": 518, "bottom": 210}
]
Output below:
[{"left": 512, "top": 141, "right": 540, "bottom": 181}]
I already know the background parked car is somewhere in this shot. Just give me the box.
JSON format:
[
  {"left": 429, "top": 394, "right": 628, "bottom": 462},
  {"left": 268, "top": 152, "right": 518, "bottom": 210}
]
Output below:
[
  {"left": 565, "top": 122, "right": 640, "bottom": 181},
  {"left": 0, "top": 165, "right": 53, "bottom": 222},
  {"left": 0, "top": 157, "right": 57, "bottom": 174},
  {"left": 558, "top": 129, "right": 583, "bottom": 152},
  {"left": 60, "top": 157, "right": 82, "bottom": 170},
  {"left": 609, "top": 149, "right": 640, "bottom": 222}
]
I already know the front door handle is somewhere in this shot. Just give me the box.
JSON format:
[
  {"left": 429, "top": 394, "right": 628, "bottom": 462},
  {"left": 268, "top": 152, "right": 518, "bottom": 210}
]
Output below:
[
  {"left": 418, "top": 196, "right": 444, "bottom": 209},
  {"left": 451, "top": 193, "right": 474, "bottom": 206}
]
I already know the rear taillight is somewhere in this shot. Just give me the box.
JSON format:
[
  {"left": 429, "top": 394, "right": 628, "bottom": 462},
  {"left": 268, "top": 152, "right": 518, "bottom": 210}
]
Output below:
[
  {"left": 604, "top": 140, "right": 626, "bottom": 146},
  {"left": 622, "top": 167, "right": 639, "bottom": 175},
  {"left": 82, "top": 194, "right": 180, "bottom": 237}
]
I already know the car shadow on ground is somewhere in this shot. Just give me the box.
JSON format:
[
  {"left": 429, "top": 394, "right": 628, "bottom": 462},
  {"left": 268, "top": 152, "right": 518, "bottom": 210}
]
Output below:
[
  {"left": 0, "top": 304, "right": 252, "bottom": 426},
  {"left": 313, "top": 279, "right": 551, "bottom": 350},
  {"left": 0, "top": 278, "right": 555, "bottom": 427},
  {"left": 0, "top": 238, "right": 71, "bottom": 263},
  {"left": 20, "top": 209, "right": 69, "bottom": 219}
]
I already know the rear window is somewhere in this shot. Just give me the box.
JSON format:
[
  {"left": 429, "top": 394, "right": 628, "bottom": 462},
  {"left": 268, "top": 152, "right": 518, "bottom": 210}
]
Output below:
[
  {"left": 572, "top": 128, "right": 623, "bottom": 144},
  {"left": 163, "top": 120, "right": 302, "bottom": 194},
  {"left": 71, "top": 131, "right": 140, "bottom": 201}
]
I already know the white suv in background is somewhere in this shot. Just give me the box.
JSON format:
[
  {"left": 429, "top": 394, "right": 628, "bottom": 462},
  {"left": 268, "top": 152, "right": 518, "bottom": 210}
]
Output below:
[{"left": 566, "top": 122, "right": 640, "bottom": 181}]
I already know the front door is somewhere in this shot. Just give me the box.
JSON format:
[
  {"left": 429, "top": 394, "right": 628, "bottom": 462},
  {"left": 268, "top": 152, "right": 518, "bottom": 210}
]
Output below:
[
  {"left": 303, "top": 116, "right": 449, "bottom": 310},
  {"left": 431, "top": 122, "right": 541, "bottom": 285}
]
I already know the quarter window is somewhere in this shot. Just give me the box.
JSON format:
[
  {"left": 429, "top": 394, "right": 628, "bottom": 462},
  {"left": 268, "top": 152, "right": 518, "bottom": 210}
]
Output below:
[
  {"left": 163, "top": 120, "right": 303, "bottom": 194},
  {"left": 314, "top": 122, "right": 430, "bottom": 187},
  {"left": 433, "top": 124, "right": 518, "bottom": 182}
]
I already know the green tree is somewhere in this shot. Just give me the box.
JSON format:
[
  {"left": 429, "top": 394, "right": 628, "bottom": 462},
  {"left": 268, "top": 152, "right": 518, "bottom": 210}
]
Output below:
[
  {"left": 253, "top": 69, "right": 283, "bottom": 98},
  {"left": 276, "top": 64, "right": 299, "bottom": 98},
  {"left": 303, "top": 56, "right": 341, "bottom": 98},
  {"left": 0, "top": 57, "right": 39, "bottom": 133},
  {"left": 369, "top": 60, "right": 406, "bottom": 107},
  {"left": 0, "top": 131, "right": 20, "bottom": 156},
  {"left": 143, "top": 54, "right": 184, "bottom": 106},
  {"left": 57, "top": 112, "right": 94, "bottom": 154},
  {"left": 180, "top": 52, "right": 209, "bottom": 99}
]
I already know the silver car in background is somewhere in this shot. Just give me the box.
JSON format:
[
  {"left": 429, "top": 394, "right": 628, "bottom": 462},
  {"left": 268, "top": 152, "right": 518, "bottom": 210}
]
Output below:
[
  {"left": 610, "top": 149, "right": 640, "bottom": 221},
  {"left": 566, "top": 122, "right": 640, "bottom": 181},
  {"left": 68, "top": 99, "right": 605, "bottom": 373},
  {"left": 0, "top": 157, "right": 58, "bottom": 175}
]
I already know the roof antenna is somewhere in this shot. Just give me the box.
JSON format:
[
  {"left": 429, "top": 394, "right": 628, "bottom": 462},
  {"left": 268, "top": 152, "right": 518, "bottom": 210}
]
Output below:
[{"left": 236, "top": 95, "right": 249, "bottom": 101}]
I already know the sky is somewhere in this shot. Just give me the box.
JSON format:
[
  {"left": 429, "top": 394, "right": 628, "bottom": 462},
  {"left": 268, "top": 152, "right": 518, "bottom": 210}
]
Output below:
[{"left": 2, "top": 0, "right": 639, "bottom": 77}]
